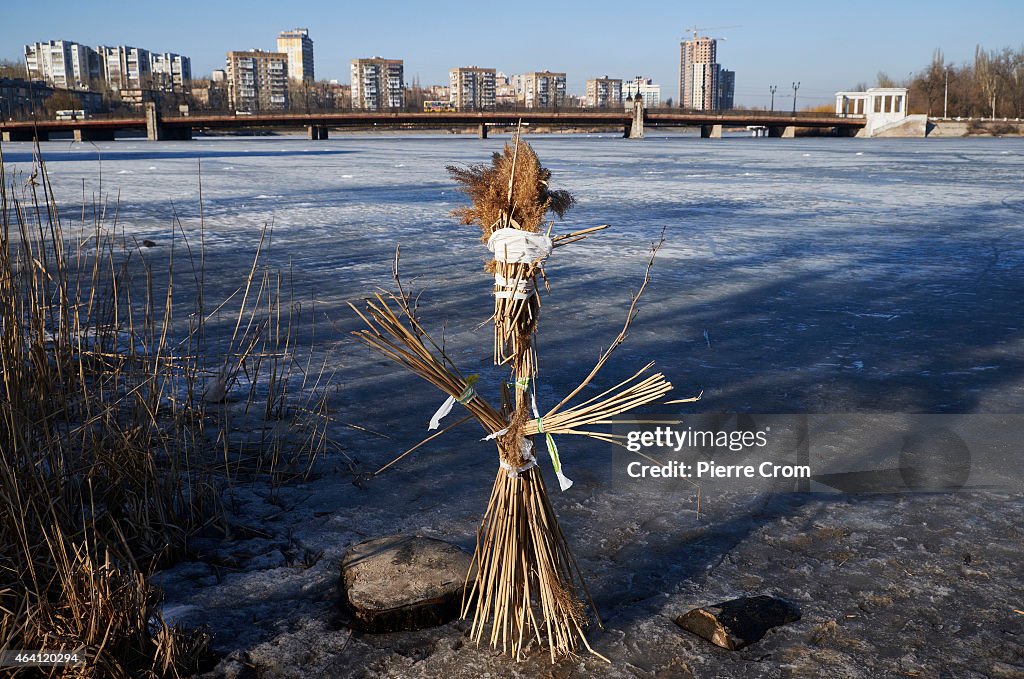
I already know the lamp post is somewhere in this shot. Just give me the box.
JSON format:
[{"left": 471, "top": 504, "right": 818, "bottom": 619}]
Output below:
[
  {"left": 943, "top": 67, "right": 949, "bottom": 118},
  {"left": 769, "top": 84, "right": 777, "bottom": 112},
  {"left": 791, "top": 81, "right": 800, "bottom": 115}
]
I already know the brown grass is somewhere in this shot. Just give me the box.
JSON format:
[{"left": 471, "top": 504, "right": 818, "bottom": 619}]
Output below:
[{"left": 0, "top": 143, "right": 335, "bottom": 677}]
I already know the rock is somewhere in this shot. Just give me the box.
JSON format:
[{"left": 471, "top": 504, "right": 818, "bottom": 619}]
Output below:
[
  {"left": 675, "top": 595, "right": 801, "bottom": 650},
  {"left": 339, "top": 535, "right": 471, "bottom": 633},
  {"left": 141, "top": 239, "right": 157, "bottom": 247}
]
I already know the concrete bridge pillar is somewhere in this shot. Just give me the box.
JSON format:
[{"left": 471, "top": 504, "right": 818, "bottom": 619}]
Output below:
[
  {"left": 73, "top": 128, "right": 115, "bottom": 142},
  {"left": 627, "top": 94, "right": 644, "bottom": 139},
  {"left": 307, "top": 125, "right": 329, "bottom": 140},
  {"left": 701, "top": 124, "right": 723, "bottom": 139},
  {"left": 768, "top": 125, "right": 796, "bottom": 138},
  {"left": 2, "top": 129, "right": 49, "bottom": 142},
  {"left": 478, "top": 124, "right": 488, "bottom": 139},
  {"left": 146, "top": 102, "right": 162, "bottom": 141}
]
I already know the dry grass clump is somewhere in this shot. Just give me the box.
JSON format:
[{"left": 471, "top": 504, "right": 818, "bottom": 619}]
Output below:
[
  {"left": 447, "top": 141, "right": 574, "bottom": 240},
  {"left": 0, "top": 144, "right": 335, "bottom": 677}
]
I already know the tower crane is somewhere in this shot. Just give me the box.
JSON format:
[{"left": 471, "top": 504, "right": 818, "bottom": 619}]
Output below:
[{"left": 682, "top": 25, "right": 741, "bottom": 40}]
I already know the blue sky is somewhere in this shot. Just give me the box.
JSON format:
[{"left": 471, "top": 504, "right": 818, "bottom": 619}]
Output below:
[{"left": 4, "top": 0, "right": 1023, "bottom": 106}]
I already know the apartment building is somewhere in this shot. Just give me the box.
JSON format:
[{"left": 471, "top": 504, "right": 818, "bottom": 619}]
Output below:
[
  {"left": 495, "top": 73, "right": 518, "bottom": 107},
  {"left": 585, "top": 77, "right": 622, "bottom": 108},
  {"left": 150, "top": 52, "right": 191, "bottom": 92},
  {"left": 679, "top": 36, "right": 719, "bottom": 110},
  {"left": 24, "top": 40, "right": 100, "bottom": 90},
  {"left": 624, "top": 76, "right": 661, "bottom": 108},
  {"left": 350, "top": 58, "right": 404, "bottom": 111},
  {"left": 717, "top": 69, "right": 735, "bottom": 110},
  {"left": 277, "top": 28, "right": 314, "bottom": 82},
  {"left": 522, "top": 71, "right": 566, "bottom": 109},
  {"left": 226, "top": 50, "right": 289, "bottom": 112},
  {"left": 449, "top": 66, "right": 495, "bottom": 111},
  {"left": 98, "top": 45, "right": 152, "bottom": 91}
]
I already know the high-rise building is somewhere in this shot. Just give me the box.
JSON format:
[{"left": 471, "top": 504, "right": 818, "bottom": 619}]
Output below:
[
  {"left": 24, "top": 40, "right": 101, "bottom": 90},
  {"left": 679, "top": 35, "right": 719, "bottom": 110},
  {"left": 350, "top": 58, "right": 404, "bottom": 111},
  {"left": 624, "top": 76, "right": 661, "bottom": 109},
  {"left": 98, "top": 45, "right": 152, "bottom": 90},
  {"left": 449, "top": 66, "right": 495, "bottom": 111},
  {"left": 277, "top": 28, "right": 314, "bottom": 82},
  {"left": 585, "top": 77, "right": 622, "bottom": 108},
  {"left": 150, "top": 53, "right": 191, "bottom": 92},
  {"left": 522, "top": 71, "right": 566, "bottom": 109},
  {"left": 226, "top": 50, "right": 289, "bottom": 112},
  {"left": 717, "top": 69, "right": 735, "bottom": 110}
]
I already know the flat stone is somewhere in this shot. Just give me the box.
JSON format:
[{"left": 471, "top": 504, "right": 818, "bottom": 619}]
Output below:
[
  {"left": 675, "top": 595, "right": 801, "bottom": 650},
  {"left": 339, "top": 535, "right": 471, "bottom": 633}
]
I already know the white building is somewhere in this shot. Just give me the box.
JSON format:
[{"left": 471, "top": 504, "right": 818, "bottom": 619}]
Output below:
[
  {"left": 24, "top": 40, "right": 100, "bottom": 90},
  {"left": 522, "top": 71, "right": 566, "bottom": 109},
  {"left": 449, "top": 66, "right": 495, "bottom": 111},
  {"left": 351, "top": 58, "right": 404, "bottom": 111},
  {"left": 586, "top": 77, "right": 622, "bottom": 108},
  {"left": 835, "top": 87, "right": 909, "bottom": 136},
  {"left": 226, "top": 50, "right": 289, "bottom": 112},
  {"left": 98, "top": 45, "right": 152, "bottom": 90},
  {"left": 150, "top": 52, "right": 192, "bottom": 92},
  {"left": 624, "top": 76, "right": 660, "bottom": 109}
]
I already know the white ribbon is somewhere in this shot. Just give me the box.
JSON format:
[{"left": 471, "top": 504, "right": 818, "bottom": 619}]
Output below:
[
  {"left": 499, "top": 439, "right": 538, "bottom": 478},
  {"left": 482, "top": 427, "right": 509, "bottom": 441},
  {"left": 428, "top": 379, "right": 477, "bottom": 430},
  {"left": 493, "top": 273, "right": 535, "bottom": 300},
  {"left": 487, "top": 227, "right": 553, "bottom": 264}
]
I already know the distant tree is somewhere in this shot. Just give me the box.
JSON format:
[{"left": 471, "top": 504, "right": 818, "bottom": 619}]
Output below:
[
  {"left": 1009, "top": 48, "right": 1024, "bottom": 117},
  {"left": 875, "top": 72, "right": 898, "bottom": 88},
  {"left": 915, "top": 49, "right": 947, "bottom": 115},
  {"left": 975, "top": 46, "right": 1005, "bottom": 118},
  {"left": 42, "top": 90, "right": 82, "bottom": 116},
  {"left": 0, "top": 59, "right": 25, "bottom": 79}
]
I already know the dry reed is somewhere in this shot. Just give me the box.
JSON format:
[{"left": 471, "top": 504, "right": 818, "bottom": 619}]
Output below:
[{"left": 0, "top": 142, "right": 336, "bottom": 677}]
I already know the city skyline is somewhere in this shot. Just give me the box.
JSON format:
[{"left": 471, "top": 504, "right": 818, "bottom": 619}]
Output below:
[{"left": 3, "top": 0, "right": 1023, "bottom": 107}]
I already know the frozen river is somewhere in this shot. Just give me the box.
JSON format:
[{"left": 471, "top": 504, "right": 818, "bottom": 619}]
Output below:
[
  {"left": 3, "top": 133, "right": 1023, "bottom": 677},
  {"left": 7, "top": 133, "right": 1023, "bottom": 421}
]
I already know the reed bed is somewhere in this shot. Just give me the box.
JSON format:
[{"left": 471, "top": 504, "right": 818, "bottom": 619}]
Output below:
[{"left": 0, "top": 143, "right": 335, "bottom": 677}]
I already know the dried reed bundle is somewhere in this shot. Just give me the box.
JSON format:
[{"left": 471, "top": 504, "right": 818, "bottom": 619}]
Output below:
[{"left": 355, "top": 136, "right": 692, "bottom": 662}]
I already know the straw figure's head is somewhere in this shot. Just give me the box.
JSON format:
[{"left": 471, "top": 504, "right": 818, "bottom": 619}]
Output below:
[{"left": 447, "top": 140, "right": 575, "bottom": 243}]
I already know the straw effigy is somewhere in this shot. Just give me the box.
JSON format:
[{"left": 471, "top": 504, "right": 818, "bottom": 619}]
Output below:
[{"left": 351, "top": 134, "right": 695, "bottom": 662}]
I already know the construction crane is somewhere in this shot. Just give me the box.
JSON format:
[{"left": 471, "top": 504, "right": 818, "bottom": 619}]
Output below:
[{"left": 682, "top": 25, "right": 741, "bottom": 40}]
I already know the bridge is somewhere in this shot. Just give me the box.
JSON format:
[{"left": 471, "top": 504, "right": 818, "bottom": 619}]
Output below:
[{"left": 1, "top": 102, "right": 865, "bottom": 142}]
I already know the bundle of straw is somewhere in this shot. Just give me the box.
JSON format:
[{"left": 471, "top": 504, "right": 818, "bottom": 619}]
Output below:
[{"left": 353, "top": 135, "right": 692, "bottom": 662}]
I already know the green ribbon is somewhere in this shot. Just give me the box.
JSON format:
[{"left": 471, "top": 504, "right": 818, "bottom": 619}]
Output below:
[
  {"left": 457, "top": 374, "right": 479, "bottom": 404},
  {"left": 536, "top": 416, "right": 563, "bottom": 475}
]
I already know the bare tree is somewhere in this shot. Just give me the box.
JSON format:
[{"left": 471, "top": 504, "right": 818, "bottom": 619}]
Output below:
[
  {"left": 876, "top": 72, "right": 898, "bottom": 88},
  {"left": 975, "top": 45, "right": 1004, "bottom": 119}
]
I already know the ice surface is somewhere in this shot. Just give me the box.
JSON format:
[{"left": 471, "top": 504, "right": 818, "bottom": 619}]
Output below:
[{"left": 4, "top": 133, "right": 1023, "bottom": 677}]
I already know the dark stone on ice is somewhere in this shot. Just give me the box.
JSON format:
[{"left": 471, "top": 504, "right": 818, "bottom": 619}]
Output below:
[
  {"left": 142, "top": 239, "right": 157, "bottom": 248},
  {"left": 339, "top": 535, "right": 471, "bottom": 633},
  {"left": 675, "top": 595, "right": 801, "bottom": 650}
]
